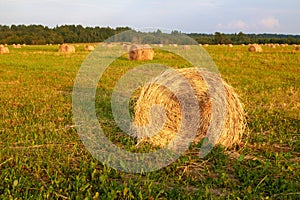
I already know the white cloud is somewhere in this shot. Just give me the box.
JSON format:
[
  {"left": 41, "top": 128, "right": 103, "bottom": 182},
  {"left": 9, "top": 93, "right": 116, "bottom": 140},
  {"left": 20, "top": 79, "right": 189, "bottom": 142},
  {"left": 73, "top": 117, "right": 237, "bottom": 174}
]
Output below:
[
  {"left": 259, "top": 17, "right": 280, "bottom": 29},
  {"left": 216, "top": 20, "right": 249, "bottom": 31}
]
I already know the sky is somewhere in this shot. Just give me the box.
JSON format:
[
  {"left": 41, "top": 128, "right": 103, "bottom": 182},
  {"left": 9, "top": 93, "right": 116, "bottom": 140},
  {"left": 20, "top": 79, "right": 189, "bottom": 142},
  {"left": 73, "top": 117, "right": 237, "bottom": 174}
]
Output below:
[{"left": 1, "top": 0, "right": 300, "bottom": 34}]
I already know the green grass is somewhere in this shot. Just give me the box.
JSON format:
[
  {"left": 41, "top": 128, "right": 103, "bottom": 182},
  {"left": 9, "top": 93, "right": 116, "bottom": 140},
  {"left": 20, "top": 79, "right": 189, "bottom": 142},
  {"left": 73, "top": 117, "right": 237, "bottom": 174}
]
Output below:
[{"left": 0, "top": 44, "right": 299, "bottom": 199}]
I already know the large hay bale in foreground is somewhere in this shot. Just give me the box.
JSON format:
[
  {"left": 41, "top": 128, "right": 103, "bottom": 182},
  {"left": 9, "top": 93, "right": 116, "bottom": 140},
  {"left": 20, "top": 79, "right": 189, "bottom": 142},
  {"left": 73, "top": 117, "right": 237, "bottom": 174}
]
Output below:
[
  {"left": 129, "top": 44, "right": 154, "bottom": 61},
  {"left": 58, "top": 44, "right": 76, "bottom": 53},
  {"left": 248, "top": 44, "right": 262, "bottom": 52},
  {"left": 133, "top": 68, "right": 246, "bottom": 149},
  {"left": 0, "top": 46, "right": 9, "bottom": 54}
]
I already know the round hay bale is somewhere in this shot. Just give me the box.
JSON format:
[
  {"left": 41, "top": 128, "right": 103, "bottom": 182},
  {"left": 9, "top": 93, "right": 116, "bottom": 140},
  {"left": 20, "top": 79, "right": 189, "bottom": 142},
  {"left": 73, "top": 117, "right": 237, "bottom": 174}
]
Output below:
[
  {"left": 203, "top": 44, "right": 209, "bottom": 47},
  {"left": 12, "top": 44, "right": 21, "bottom": 49},
  {"left": 0, "top": 46, "right": 9, "bottom": 54},
  {"left": 182, "top": 45, "right": 191, "bottom": 50},
  {"left": 228, "top": 44, "right": 233, "bottom": 47},
  {"left": 248, "top": 44, "right": 262, "bottom": 52},
  {"left": 58, "top": 44, "right": 76, "bottom": 53},
  {"left": 295, "top": 46, "right": 300, "bottom": 51},
  {"left": 270, "top": 44, "right": 276, "bottom": 48},
  {"left": 129, "top": 44, "right": 154, "bottom": 61},
  {"left": 123, "top": 44, "right": 130, "bottom": 51},
  {"left": 241, "top": 44, "right": 245, "bottom": 46},
  {"left": 84, "top": 45, "right": 95, "bottom": 51},
  {"left": 0, "top": 44, "right": 3, "bottom": 47},
  {"left": 133, "top": 68, "right": 246, "bottom": 149}
]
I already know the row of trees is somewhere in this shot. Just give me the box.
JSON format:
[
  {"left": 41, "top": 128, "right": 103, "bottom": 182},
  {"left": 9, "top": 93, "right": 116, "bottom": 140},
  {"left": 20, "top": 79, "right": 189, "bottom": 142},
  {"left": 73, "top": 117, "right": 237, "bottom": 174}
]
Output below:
[
  {"left": 190, "top": 32, "right": 300, "bottom": 45},
  {"left": 0, "top": 24, "right": 131, "bottom": 45},
  {"left": 1, "top": 24, "right": 300, "bottom": 45}
]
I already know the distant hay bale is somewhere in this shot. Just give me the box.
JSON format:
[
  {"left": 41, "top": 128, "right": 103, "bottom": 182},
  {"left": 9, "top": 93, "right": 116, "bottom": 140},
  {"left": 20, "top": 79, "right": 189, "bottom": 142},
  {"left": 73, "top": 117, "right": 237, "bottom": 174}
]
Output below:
[
  {"left": 0, "top": 44, "right": 3, "bottom": 47},
  {"left": 158, "top": 44, "right": 164, "bottom": 47},
  {"left": 84, "top": 45, "right": 95, "bottom": 51},
  {"left": 248, "top": 44, "right": 262, "bottom": 52},
  {"left": 241, "top": 44, "right": 245, "bottom": 46},
  {"left": 295, "top": 46, "right": 300, "bottom": 51},
  {"left": 123, "top": 44, "right": 130, "bottom": 51},
  {"left": 129, "top": 44, "right": 154, "bottom": 61},
  {"left": 22, "top": 44, "right": 26, "bottom": 47},
  {"left": 203, "top": 44, "right": 209, "bottom": 47},
  {"left": 182, "top": 45, "right": 191, "bottom": 50},
  {"left": 13, "top": 44, "right": 21, "bottom": 49},
  {"left": 0, "top": 46, "right": 10, "bottom": 54},
  {"left": 270, "top": 44, "right": 276, "bottom": 48},
  {"left": 103, "top": 43, "right": 114, "bottom": 48},
  {"left": 58, "top": 44, "right": 76, "bottom": 53},
  {"left": 228, "top": 44, "right": 233, "bottom": 47},
  {"left": 133, "top": 68, "right": 246, "bottom": 149}
]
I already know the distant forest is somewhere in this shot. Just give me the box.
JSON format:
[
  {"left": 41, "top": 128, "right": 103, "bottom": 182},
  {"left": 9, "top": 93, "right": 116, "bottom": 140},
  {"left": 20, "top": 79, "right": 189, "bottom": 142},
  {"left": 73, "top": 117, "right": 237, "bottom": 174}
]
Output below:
[{"left": 1, "top": 24, "right": 300, "bottom": 45}]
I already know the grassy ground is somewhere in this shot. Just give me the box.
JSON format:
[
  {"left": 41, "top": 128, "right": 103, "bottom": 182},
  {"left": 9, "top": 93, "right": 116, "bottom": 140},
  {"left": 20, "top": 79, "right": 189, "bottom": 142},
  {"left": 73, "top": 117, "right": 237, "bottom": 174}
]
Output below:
[{"left": 0, "top": 44, "right": 299, "bottom": 199}]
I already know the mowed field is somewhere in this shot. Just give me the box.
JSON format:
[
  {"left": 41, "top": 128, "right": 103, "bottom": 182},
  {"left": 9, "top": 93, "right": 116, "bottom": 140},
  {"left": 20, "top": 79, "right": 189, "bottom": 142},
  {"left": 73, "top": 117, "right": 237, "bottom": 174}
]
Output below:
[{"left": 0, "top": 44, "right": 299, "bottom": 199}]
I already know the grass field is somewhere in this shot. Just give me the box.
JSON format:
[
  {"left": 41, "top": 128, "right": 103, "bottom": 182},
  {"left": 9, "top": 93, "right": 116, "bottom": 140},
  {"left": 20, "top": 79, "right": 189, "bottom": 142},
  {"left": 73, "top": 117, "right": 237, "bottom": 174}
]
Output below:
[{"left": 0, "top": 44, "right": 299, "bottom": 199}]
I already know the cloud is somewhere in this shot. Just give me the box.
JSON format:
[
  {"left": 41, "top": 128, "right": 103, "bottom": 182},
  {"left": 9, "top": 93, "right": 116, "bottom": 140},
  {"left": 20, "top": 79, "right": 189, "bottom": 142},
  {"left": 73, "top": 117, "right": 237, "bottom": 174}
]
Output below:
[
  {"left": 216, "top": 20, "right": 249, "bottom": 31},
  {"left": 259, "top": 17, "right": 279, "bottom": 29}
]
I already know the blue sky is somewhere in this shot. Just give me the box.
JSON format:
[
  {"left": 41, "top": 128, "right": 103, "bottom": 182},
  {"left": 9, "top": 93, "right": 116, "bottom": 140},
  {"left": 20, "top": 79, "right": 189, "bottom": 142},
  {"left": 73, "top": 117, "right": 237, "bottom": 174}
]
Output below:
[{"left": 1, "top": 0, "right": 300, "bottom": 34}]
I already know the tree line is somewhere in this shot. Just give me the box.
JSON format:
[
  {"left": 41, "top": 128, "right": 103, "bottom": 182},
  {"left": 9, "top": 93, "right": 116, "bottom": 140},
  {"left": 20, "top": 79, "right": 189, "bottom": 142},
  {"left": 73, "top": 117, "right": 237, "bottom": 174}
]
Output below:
[
  {"left": 1, "top": 24, "right": 300, "bottom": 45},
  {"left": 189, "top": 32, "right": 300, "bottom": 45}
]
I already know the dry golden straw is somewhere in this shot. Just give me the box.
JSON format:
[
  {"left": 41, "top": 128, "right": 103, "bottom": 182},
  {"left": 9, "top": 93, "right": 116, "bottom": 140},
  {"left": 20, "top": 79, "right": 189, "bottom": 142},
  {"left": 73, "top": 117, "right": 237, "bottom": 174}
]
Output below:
[
  {"left": 248, "top": 44, "right": 262, "bottom": 52},
  {"left": 133, "top": 68, "right": 246, "bottom": 149},
  {"left": 295, "top": 46, "right": 300, "bottom": 51},
  {"left": 129, "top": 44, "right": 154, "bottom": 61}
]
